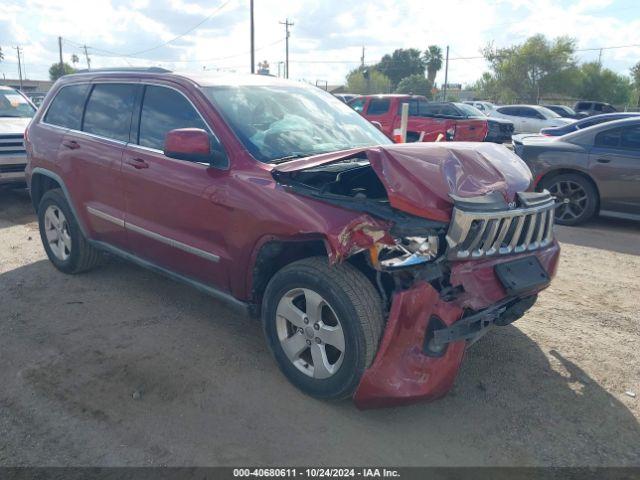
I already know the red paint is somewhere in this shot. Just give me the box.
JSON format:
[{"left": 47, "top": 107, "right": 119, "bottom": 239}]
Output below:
[
  {"left": 354, "top": 243, "right": 561, "bottom": 409},
  {"left": 164, "top": 128, "right": 211, "bottom": 157},
  {"left": 352, "top": 95, "right": 488, "bottom": 142},
  {"left": 25, "top": 71, "right": 560, "bottom": 408}
]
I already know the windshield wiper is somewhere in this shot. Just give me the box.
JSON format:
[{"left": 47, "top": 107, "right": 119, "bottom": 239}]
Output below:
[{"left": 268, "top": 153, "right": 311, "bottom": 164}]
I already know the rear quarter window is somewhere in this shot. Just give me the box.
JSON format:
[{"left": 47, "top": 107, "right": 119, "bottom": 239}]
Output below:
[
  {"left": 595, "top": 128, "right": 621, "bottom": 147},
  {"left": 43, "top": 84, "right": 90, "bottom": 130}
]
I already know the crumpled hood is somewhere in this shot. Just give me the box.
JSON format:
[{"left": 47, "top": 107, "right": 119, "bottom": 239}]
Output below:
[
  {"left": 273, "top": 142, "right": 532, "bottom": 223},
  {"left": 0, "top": 117, "right": 31, "bottom": 135}
]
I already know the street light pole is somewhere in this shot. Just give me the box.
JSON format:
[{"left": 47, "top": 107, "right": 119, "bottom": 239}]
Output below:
[
  {"left": 250, "top": 0, "right": 255, "bottom": 74},
  {"left": 442, "top": 45, "right": 449, "bottom": 101}
]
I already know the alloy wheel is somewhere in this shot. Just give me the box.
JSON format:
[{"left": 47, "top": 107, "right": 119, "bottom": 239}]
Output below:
[
  {"left": 44, "top": 205, "right": 72, "bottom": 261},
  {"left": 548, "top": 180, "right": 589, "bottom": 222},
  {"left": 275, "top": 288, "right": 346, "bottom": 379}
]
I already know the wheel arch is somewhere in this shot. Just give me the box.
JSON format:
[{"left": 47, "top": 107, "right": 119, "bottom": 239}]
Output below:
[{"left": 30, "top": 168, "right": 89, "bottom": 235}]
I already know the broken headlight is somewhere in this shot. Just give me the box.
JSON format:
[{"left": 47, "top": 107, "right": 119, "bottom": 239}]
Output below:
[{"left": 371, "top": 234, "right": 440, "bottom": 271}]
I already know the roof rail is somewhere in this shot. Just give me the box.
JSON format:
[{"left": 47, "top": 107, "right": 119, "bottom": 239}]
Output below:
[{"left": 73, "top": 67, "right": 172, "bottom": 74}]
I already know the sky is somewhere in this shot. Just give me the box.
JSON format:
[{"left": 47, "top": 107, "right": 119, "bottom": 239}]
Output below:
[{"left": 1, "top": 0, "right": 640, "bottom": 87}]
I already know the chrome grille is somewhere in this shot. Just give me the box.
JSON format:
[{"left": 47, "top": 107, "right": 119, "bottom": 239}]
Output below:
[
  {"left": 0, "top": 134, "right": 26, "bottom": 155},
  {"left": 446, "top": 191, "right": 556, "bottom": 259}
]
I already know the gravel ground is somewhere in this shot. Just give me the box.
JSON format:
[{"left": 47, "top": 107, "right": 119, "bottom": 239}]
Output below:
[{"left": 1, "top": 188, "right": 639, "bottom": 467}]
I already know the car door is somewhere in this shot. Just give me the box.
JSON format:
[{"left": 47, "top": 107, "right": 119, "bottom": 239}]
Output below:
[
  {"left": 121, "top": 83, "right": 230, "bottom": 291},
  {"left": 496, "top": 107, "right": 524, "bottom": 133},
  {"left": 56, "top": 82, "right": 137, "bottom": 249},
  {"left": 588, "top": 125, "right": 640, "bottom": 216}
]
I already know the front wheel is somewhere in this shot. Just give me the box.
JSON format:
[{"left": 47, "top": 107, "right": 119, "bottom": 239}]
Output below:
[{"left": 262, "top": 257, "right": 384, "bottom": 400}]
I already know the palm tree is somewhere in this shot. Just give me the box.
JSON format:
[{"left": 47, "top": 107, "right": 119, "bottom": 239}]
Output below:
[
  {"left": 71, "top": 54, "right": 79, "bottom": 66},
  {"left": 0, "top": 46, "right": 4, "bottom": 63},
  {"left": 424, "top": 45, "right": 443, "bottom": 85}
]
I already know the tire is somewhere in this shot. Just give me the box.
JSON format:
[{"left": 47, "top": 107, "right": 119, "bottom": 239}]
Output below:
[
  {"left": 262, "top": 257, "right": 384, "bottom": 400},
  {"left": 543, "top": 173, "right": 598, "bottom": 226},
  {"left": 38, "top": 189, "right": 104, "bottom": 274}
]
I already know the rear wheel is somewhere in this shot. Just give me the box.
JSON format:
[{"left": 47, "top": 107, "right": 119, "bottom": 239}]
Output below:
[
  {"left": 262, "top": 257, "right": 384, "bottom": 400},
  {"left": 38, "top": 189, "right": 104, "bottom": 273},
  {"left": 544, "top": 173, "right": 598, "bottom": 226}
]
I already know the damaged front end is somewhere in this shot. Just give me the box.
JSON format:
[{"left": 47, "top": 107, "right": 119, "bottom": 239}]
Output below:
[{"left": 272, "top": 142, "right": 560, "bottom": 408}]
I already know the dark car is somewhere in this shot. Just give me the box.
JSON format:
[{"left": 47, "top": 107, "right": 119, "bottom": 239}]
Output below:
[
  {"left": 453, "top": 102, "right": 514, "bottom": 143},
  {"left": 574, "top": 101, "right": 617, "bottom": 117},
  {"left": 334, "top": 93, "right": 360, "bottom": 104},
  {"left": 514, "top": 117, "right": 640, "bottom": 225},
  {"left": 542, "top": 104, "right": 586, "bottom": 120},
  {"left": 25, "top": 68, "right": 559, "bottom": 408},
  {"left": 540, "top": 112, "right": 640, "bottom": 136}
]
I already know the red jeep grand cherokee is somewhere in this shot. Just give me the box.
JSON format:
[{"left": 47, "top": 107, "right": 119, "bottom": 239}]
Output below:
[{"left": 25, "top": 68, "right": 560, "bottom": 408}]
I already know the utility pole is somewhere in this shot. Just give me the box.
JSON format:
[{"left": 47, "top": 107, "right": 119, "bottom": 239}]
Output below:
[
  {"left": 83, "top": 45, "right": 91, "bottom": 69},
  {"left": 442, "top": 45, "right": 449, "bottom": 101},
  {"left": 279, "top": 18, "right": 293, "bottom": 79},
  {"left": 250, "top": 0, "right": 255, "bottom": 73},
  {"left": 58, "top": 36, "right": 63, "bottom": 70},
  {"left": 361, "top": 46, "right": 365, "bottom": 68},
  {"left": 14, "top": 46, "right": 23, "bottom": 91},
  {"left": 598, "top": 48, "right": 603, "bottom": 66}
]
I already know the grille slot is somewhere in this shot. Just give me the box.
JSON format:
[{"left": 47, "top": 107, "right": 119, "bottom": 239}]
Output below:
[
  {"left": 446, "top": 192, "right": 556, "bottom": 259},
  {"left": 0, "top": 134, "right": 26, "bottom": 155}
]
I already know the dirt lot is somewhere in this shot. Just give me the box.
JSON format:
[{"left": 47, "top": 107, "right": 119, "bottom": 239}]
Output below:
[{"left": 1, "top": 188, "right": 639, "bottom": 467}]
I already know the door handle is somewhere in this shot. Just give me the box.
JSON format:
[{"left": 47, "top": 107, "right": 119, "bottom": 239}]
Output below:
[
  {"left": 62, "top": 140, "right": 80, "bottom": 150},
  {"left": 125, "top": 158, "right": 149, "bottom": 169},
  {"left": 597, "top": 158, "right": 611, "bottom": 164}
]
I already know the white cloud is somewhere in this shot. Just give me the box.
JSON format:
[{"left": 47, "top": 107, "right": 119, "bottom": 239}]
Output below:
[{"left": 0, "top": 0, "right": 638, "bottom": 86}]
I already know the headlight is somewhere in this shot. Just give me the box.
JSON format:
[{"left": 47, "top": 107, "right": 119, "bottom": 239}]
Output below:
[{"left": 371, "top": 235, "right": 440, "bottom": 270}]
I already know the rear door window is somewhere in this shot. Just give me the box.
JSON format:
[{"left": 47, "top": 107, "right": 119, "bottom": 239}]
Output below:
[
  {"left": 83, "top": 83, "right": 138, "bottom": 142},
  {"left": 138, "top": 85, "right": 208, "bottom": 151},
  {"left": 621, "top": 126, "right": 640, "bottom": 149},
  {"left": 366, "top": 98, "right": 390, "bottom": 115},
  {"left": 43, "top": 84, "right": 90, "bottom": 130},
  {"left": 497, "top": 106, "right": 519, "bottom": 116}
]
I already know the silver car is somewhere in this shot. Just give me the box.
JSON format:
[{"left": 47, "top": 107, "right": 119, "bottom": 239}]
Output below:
[{"left": 0, "top": 86, "right": 36, "bottom": 187}]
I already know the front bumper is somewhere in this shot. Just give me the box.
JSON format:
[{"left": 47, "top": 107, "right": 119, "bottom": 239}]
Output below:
[
  {"left": 353, "top": 241, "right": 560, "bottom": 409},
  {"left": 0, "top": 154, "right": 27, "bottom": 186}
]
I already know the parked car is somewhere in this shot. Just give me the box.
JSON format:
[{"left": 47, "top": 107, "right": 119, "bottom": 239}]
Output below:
[
  {"left": 26, "top": 92, "right": 46, "bottom": 108},
  {"left": 454, "top": 102, "right": 514, "bottom": 143},
  {"left": 513, "top": 117, "right": 640, "bottom": 225},
  {"left": 25, "top": 69, "right": 559, "bottom": 408},
  {"left": 349, "top": 95, "right": 488, "bottom": 142},
  {"left": 542, "top": 104, "right": 586, "bottom": 120},
  {"left": 540, "top": 112, "right": 640, "bottom": 136},
  {"left": 334, "top": 93, "right": 360, "bottom": 104},
  {"left": 574, "top": 101, "right": 617, "bottom": 117},
  {"left": 0, "top": 86, "right": 36, "bottom": 188},
  {"left": 463, "top": 100, "right": 497, "bottom": 114},
  {"left": 488, "top": 105, "right": 574, "bottom": 134}
]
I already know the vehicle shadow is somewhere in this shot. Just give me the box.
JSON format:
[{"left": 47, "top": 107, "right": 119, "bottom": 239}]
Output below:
[
  {"left": 555, "top": 216, "right": 640, "bottom": 256},
  {"left": 0, "top": 188, "right": 34, "bottom": 229},
  {"left": 1, "top": 257, "right": 639, "bottom": 466}
]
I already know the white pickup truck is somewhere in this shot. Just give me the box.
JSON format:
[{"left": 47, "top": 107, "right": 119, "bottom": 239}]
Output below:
[{"left": 0, "top": 86, "right": 36, "bottom": 187}]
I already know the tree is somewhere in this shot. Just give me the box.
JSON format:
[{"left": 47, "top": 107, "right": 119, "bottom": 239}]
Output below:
[
  {"left": 423, "top": 45, "right": 443, "bottom": 85},
  {"left": 71, "top": 54, "right": 80, "bottom": 66},
  {"left": 576, "top": 62, "right": 632, "bottom": 106},
  {"left": 395, "top": 74, "right": 433, "bottom": 98},
  {"left": 49, "top": 62, "right": 76, "bottom": 81},
  {"left": 480, "top": 35, "right": 577, "bottom": 103},
  {"left": 376, "top": 48, "right": 425, "bottom": 88},
  {"left": 345, "top": 67, "right": 391, "bottom": 95},
  {"left": 0, "top": 46, "right": 4, "bottom": 63}
]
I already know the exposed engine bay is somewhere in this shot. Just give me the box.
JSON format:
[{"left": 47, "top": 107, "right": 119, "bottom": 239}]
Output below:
[{"left": 272, "top": 155, "right": 447, "bottom": 281}]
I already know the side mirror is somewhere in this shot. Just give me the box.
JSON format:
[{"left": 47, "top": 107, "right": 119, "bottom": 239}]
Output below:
[
  {"left": 370, "top": 121, "right": 383, "bottom": 131},
  {"left": 163, "top": 128, "right": 228, "bottom": 169}
]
